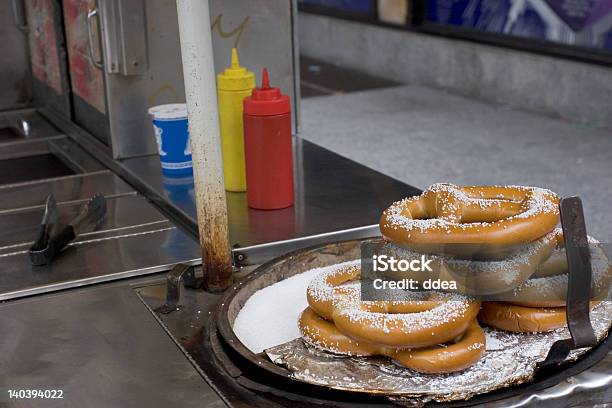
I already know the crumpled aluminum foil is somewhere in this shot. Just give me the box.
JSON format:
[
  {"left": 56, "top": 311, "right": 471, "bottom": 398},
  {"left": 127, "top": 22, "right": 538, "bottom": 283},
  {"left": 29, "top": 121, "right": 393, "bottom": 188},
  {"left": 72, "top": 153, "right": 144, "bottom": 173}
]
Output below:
[{"left": 265, "top": 301, "right": 612, "bottom": 406}]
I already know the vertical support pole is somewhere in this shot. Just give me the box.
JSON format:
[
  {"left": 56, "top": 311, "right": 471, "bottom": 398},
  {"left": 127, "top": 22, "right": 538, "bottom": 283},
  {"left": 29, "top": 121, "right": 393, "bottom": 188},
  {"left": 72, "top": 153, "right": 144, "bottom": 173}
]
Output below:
[{"left": 176, "top": 0, "right": 233, "bottom": 291}]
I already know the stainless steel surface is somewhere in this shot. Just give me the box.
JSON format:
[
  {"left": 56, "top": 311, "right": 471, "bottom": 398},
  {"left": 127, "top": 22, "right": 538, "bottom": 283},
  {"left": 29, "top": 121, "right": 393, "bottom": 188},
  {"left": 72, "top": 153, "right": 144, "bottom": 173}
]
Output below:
[
  {"left": 0, "top": 136, "right": 203, "bottom": 301},
  {"left": 0, "top": 135, "right": 106, "bottom": 186},
  {"left": 86, "top": 7, "right": 104, "bottom": 70},
  {"left": 0, "top": 223, "right": 199, "bottom": 300},
  {"left": 235, "top": 225, "right": 381, "bottom": 266},
  {"left": 98, "top": 0, "right": 148, "bottom": 75},
  {"left": 0, "top": 136, "right": 104, "bottom": 178},
  {"left": 0, "top": 138, "right": 56, "bottom": 160},
  {"left": 0, "top": 171, "right": 135, "bottom": 215},
  {"left": 98, "top": 0, "right": 299, "bottom": 159},
  {"left": 0, "top": 195, "right": 168, "bottom": 251},
  {"left": 121, "top": 137, "right": 420, "bottom": 265},
  {"left": 101, "top": 0, "right": 181, "bottom": 158},
  {"left": 0, "top": 114, "right": 100, "bottom": 171},
  {"left": 0, "top": 108, "right": 39, "bottom": 139},
  {"left": 138, "top": 280, "right": 224, "bottom": 354},
  {"left": 38, "top": 137, "right": 106, "bottom": 174},
  {"left": 0, "top": 3, "right": 30, "bottom": 110},
  {"left": 11, "top": 0, "right": 28, "bottom": 31},
  {"left": 0, "top": 281, "right": 225, "bottom": 408}
]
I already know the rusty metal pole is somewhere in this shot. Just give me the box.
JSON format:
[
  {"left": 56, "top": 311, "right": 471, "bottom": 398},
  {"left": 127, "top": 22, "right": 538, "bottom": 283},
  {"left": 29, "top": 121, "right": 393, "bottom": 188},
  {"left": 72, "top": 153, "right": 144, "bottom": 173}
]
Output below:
[{"left": 176, "top": 0, "right": 233, "bottom": 291}]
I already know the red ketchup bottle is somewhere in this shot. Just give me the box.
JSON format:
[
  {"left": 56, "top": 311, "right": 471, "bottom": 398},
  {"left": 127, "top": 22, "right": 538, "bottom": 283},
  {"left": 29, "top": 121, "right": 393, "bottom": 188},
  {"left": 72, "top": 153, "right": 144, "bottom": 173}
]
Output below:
[{"left": 243, "top": 68, "right": 294, "bottom": 210}]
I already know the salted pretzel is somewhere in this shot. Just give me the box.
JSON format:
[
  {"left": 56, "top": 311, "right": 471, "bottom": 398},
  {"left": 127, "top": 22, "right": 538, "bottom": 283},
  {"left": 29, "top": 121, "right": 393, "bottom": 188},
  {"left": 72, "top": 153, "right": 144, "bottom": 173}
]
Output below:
[
  {"left": 299, "top": 307, "right": 485, "bottom": 373},
  {"left": 306, "top": 262, "right": 437, "bottom": 321},
  {"left": 380, "top": 184, "right": 559, "bottom": 247},
  {"left": 299, "top": 307, "right": 380, "bottom": 356},
  {"left": 305, "top": 263, "right": 481, "bottom": 348},
  {"left": 502, "top": 229, "right": 611, "bottom": 308},
  {"left": 379, "top": 230, "right": 558, "bottom": 295},
  {"left": 479, "top": 301, "right": 604, "bottom": 333},
  {"left": 478, "top": 302, "right": 568, "bottom": 333},
  {"left": 333, "top": 291, "right": 480, "bottom": 347},
  {"left": 387, "top": 320, "right": 485, "bottom": 373}
]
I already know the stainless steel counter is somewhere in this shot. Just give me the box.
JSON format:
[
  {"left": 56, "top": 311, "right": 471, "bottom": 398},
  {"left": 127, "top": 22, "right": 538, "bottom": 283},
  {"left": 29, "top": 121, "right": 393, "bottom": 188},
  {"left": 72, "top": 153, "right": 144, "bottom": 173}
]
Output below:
[
  {"left": 135, "top": 276, "right": 612, "bottom": 408},
  {"left": 120, "top": 137, "right": 420, "bottom": 265},
  {"left": 0, "top": 225, "right": 199, "bottom": 301},
  {"left": 0, "top": 171, "right": 135, "bottom": 215},
  {"left": 0, "top": 278, "right": 224, "bottom": 408},
  {"left": 0, "top": 106, "right": 415, "bottom": 302},
  {"left": 0, "top": 190, "right": 201, "bottom": 301},
  {"left": 0, "top": 111, "right": 202, "bottom": 301},
  {"left": 0, "top": 109, "right": 62, "bottom": 142},
  {"left": 0, "top": 195, "right": 167, "bottom": 251}
]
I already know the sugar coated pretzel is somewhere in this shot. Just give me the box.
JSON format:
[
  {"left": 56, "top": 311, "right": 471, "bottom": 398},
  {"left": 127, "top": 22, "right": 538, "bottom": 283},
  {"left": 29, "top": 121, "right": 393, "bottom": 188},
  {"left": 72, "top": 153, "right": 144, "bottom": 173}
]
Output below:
[
  {"left": 380, "top": 184, "right": 559, "bottom": 247},
  {"left": 299, "top": 307, "right": 485, "bottom": 373}
]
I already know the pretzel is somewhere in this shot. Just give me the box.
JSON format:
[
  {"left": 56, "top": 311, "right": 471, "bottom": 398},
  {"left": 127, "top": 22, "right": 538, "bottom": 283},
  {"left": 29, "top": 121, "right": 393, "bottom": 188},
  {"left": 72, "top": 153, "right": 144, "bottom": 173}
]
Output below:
[
  {"left": 333, "top": 292, "right": 481, "bottom": 348},
  {"left": 503, "top": 230, "right": 612, "bottom": 308},
  {"left": 380, "top": 184, "right": 559, "bottom": 248},
  {"left": 478, "top": 302, "right": 567, "bottom": 332},
  {"left": 299, "top": 306, "right": 380, "bottom": 356},
  {"left": 306, "top": 262, "right": 437, "bottom": 321},
  {"left": 380, "top": 230, "right": 558, "bottom": 295},
  {"left": 306, "top": 263, "right": 481, "bottom": 348},
  {"left": 299, "top": 307, "right": 485, "bottom": 373},
  {"left": 388, "top": 321, "right": 485, "bottom": 374}
]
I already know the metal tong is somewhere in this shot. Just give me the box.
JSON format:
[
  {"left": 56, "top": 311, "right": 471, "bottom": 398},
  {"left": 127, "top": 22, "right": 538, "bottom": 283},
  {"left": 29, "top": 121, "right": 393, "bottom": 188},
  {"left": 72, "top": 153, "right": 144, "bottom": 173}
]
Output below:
[
  {"left": 28, "top": 194, "right": 107, "bottom": 266},
  {"left": 538, "top": 196, "right": 598, "bottom": 368}
]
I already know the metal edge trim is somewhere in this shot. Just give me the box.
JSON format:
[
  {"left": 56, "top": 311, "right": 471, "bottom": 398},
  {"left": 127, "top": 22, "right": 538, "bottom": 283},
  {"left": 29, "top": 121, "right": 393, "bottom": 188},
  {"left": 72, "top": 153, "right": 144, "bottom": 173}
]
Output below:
[
  {"left": 0, "top": 220, "right": 172, "bottom": 254},
  {"left": 0, "top": 257, "right": 201, "bottom": 302},
  {"left": 0, "top": 134, "right": 67, "bottom": 148},
  {"left": 0, "top": 108, "right": 38, "bottom": 119},
  {"left": 0, "top": 169, "right": 110, "bottom": 191},
  {"left": 0, "top": 191, "right": 137, "bottom": 216},
  {"left": 233, "top": 224, "right": 380, "bottom": 265}
]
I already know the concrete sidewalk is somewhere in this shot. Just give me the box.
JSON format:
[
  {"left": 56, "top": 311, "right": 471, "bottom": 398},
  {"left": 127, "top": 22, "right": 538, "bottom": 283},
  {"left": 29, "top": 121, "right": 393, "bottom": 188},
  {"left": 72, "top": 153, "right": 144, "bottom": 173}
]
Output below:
[{"left": 300, "top": 85, "right": 612, "bottom": 241}]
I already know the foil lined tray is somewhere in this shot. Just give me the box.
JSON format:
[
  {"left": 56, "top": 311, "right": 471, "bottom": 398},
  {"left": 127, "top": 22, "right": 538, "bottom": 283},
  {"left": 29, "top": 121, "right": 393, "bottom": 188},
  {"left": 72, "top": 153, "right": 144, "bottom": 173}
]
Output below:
[{"left": 265, "top": 301, "right": 612, "bottom": 405}]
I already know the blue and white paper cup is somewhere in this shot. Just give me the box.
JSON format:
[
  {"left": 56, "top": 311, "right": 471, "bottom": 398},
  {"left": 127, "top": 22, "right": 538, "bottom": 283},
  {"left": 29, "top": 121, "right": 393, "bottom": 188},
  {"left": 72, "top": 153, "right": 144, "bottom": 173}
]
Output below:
[{"left": 148, "top": 103, "right": 193, "bottom": 176}]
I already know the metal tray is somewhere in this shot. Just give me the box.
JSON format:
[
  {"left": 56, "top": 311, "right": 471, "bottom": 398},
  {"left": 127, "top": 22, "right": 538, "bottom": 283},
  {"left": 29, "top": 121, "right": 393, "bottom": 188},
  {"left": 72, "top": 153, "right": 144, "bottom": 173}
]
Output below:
[{"left": 216, "top": 238, "right": 612, "bottom": 406}]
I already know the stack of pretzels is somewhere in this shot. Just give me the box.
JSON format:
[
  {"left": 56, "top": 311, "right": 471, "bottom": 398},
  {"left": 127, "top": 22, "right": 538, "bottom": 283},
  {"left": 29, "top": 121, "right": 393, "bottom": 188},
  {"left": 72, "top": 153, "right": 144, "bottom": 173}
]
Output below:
[
  {"left": 479, "top": 229, "right": 611, "bottom": 332},
  {"left": 299, "top": 262, "right": 485, "bottom": 373},
  {"left": 298, "top": 183, "right": 611, "bottom": 374}
]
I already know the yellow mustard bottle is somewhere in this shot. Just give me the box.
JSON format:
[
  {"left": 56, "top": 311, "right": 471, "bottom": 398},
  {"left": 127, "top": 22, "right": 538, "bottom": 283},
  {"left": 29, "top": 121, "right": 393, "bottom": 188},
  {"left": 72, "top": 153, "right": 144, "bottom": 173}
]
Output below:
[{"left": 217, "top": 48, "right": 255, "bottom": 192}]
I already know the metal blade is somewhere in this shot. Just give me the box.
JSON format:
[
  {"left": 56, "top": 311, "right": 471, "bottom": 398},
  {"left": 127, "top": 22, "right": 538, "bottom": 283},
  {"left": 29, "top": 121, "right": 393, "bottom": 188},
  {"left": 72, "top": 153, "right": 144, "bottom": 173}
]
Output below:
[
  {"left": 41, "top": 194, "right": 58, "bottom": 226},
  {"left": 71, "top": 194, "right": 107, "bottom": 235}
]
